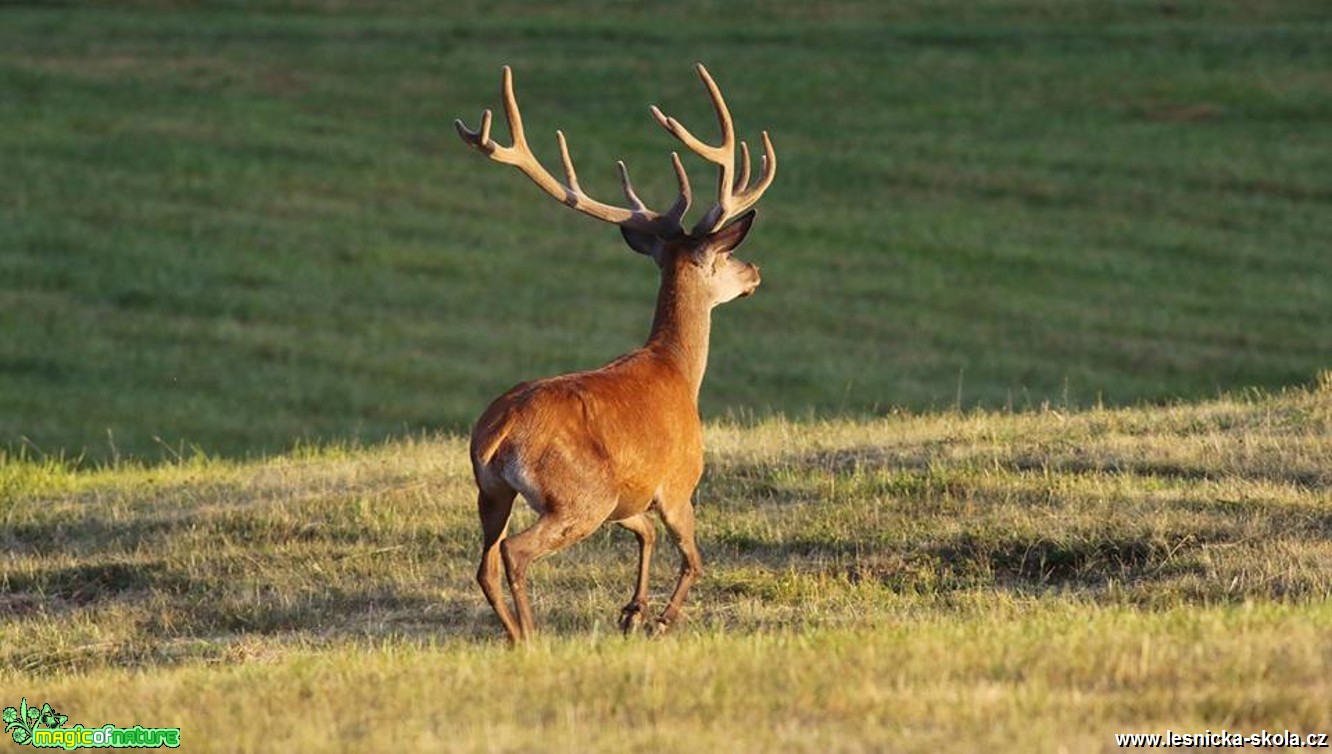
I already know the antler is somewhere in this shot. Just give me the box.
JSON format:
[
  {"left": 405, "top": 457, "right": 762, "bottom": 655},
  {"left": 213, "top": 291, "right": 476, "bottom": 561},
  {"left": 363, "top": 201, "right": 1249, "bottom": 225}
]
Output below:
[
  {"left": 455, "top": 66, "right": 692, "bottom": 237},
  {"left": 651, "top": 63, "right": 776, "bottom": 235},
  {"left": 455, "top": 64, "right": 775, "bottom": 238}
]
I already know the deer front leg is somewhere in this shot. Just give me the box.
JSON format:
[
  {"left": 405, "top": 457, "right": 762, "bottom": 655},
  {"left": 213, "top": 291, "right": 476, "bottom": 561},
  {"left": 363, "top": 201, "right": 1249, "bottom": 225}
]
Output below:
[
  {"left": 615, "top": 514, "right": 657, "bottom": 635},
  {"left": 652, "top": 497, "right": 703, "bottom": 635}
]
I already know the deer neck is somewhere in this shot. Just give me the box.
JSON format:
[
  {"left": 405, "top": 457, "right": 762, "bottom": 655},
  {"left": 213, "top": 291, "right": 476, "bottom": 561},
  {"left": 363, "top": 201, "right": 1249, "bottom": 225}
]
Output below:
[{"left": 645, "top": 266, "right": 712, "bottom": 401}]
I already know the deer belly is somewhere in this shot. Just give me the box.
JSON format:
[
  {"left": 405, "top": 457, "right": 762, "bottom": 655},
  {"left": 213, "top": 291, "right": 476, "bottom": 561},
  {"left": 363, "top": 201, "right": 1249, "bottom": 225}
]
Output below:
[{"left": 607, "top": 483, "right": 658, "bottom": 521}]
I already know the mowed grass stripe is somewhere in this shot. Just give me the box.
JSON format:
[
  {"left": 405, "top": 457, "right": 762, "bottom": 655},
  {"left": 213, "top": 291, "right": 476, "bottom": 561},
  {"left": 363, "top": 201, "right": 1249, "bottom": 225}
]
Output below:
[{"left": 3, "top": 4, "right": 1330, "bottom": 459}]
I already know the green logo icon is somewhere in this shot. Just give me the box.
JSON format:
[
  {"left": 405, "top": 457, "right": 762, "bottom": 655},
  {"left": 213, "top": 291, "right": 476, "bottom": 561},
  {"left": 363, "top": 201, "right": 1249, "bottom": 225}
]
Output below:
[
  {"left": 3, "top": 699, "right": 180, "bottom": 749},
  {"left": 3, "top": 698, "right": 64, "bottom": 746}
]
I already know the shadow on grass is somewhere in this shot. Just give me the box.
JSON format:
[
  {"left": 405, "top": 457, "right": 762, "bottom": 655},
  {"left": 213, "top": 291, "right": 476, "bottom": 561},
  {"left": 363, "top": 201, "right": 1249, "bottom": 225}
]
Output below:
[
  {"left": 2, "top": 555, "right": 505, "bottom": 672},
  {"left": 2, "top": 560, "right": 192, "bottom": 613},
  {"left": 716, "top": 528, "right": 1212, "bottom": 592},
  {"left": 708, "top": 448, "right": 1332, "bottom": 605},
  {"left": 1, "top": 508, "right": 507, "bottom": 672},
  {"left": 792, "top": 446, "right": 1331, "bottom": 491}
]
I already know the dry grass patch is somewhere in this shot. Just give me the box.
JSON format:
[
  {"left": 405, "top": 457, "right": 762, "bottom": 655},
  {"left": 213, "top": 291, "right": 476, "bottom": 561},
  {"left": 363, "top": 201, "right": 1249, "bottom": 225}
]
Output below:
[{"left": 2, "top": 387, "right": 1330, "bottom": 749}]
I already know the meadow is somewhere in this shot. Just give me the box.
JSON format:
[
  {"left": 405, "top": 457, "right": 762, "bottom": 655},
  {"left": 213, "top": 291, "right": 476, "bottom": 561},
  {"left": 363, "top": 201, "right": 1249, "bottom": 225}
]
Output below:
[
  {"left": 2, "top": 2, "right": 1331, "bottom": 751},
  {"left": 2, "top": 1, "right": 1328, "bottom": 460},
  {"left": 2, "top": 383, "right": 1331, "bottom": 751}
]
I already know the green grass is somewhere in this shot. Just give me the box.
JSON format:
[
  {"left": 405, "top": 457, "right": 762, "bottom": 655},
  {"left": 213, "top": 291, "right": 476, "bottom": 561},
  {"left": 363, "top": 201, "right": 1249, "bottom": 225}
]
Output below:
[
  {"left": 2, "top": 384, "right": 1330, "bottom": 750},
  {"left": 2, "top": 5, "right": 1330, "bottom": 749},
  {"left": 3, "top": 2, "right": 1330, "bottom": 460}
]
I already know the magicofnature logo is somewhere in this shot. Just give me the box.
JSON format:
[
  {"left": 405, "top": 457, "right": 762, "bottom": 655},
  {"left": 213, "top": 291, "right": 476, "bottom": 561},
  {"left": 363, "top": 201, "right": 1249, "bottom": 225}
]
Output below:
[{"left": 4, "top": 698, "right": 180, "bottom": 749}]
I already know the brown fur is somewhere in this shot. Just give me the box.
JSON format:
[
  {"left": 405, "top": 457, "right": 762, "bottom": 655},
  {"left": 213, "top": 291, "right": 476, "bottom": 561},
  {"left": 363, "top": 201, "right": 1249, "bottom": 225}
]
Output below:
[
  {"left": 470, "top": 216, "right": 760, "bottom": 643},
  {"left": 457, "top": 64, "right": 774, "bottom": 643}
]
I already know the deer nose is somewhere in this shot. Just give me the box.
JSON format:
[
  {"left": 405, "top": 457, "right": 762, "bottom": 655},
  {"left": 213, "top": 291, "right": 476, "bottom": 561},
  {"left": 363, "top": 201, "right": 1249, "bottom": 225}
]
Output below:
[{"left": 740, "top": 264, "right": 762, "bottom": 296}]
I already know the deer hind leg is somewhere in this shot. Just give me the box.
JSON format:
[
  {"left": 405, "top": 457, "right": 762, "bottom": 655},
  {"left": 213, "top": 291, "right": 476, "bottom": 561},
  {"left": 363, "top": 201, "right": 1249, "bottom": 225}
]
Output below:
[
  {"left": 500, "top": 494, "right": 608, "bottom": 643},
  {"left": 476, "top": 487, "right": 521, "bottom": 643},
  {"left": 652, "top": 497, "right": 703, "bottom": 635},
  {"left": 614, "top": 513, "right": 657, "bottom": 635}
]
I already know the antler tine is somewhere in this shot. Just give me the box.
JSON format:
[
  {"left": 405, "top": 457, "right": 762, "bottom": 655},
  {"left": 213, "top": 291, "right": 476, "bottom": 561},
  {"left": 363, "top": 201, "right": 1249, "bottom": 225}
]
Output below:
[
  {"left": 651, "top": 63, "right": 776, "bottom": 236},
  {"left": 500, "top": 66, "right": 526, "bottom": 149},
  {"left": 664, "top": 151, "right": 693, "bottom": 225},
  {"left": 555, "top": 130, "right": 581, "bottom": 193},
  {"left": 456, "top": 66, "right": 688, "bottom": 237},
  {"left": 453, "top": 109, "right": 493, "bottom": 153},
  {"left": 734, "top": 141, "right": 751, "bottom": 193},
  {"left": 616, "top": 161, "right": 647, "bottom": 211},
  {"left": 729, "top": 130, "right": 776, "bottom": 217}
]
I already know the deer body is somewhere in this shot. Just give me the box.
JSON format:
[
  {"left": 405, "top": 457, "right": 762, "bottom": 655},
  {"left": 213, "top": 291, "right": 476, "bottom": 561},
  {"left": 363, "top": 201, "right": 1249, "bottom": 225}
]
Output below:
[{"left": 457, "top": 64, "right": 772, "bottom": 643}]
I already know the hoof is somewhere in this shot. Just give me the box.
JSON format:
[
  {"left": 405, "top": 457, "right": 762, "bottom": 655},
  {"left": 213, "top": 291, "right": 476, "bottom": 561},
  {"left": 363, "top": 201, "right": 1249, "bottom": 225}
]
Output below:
[
  {"left": 619, "top": 602, "right": 648, "bottom": 635},
  {"left": 649, "top": 617, "right": 672, "bottom": 637}
]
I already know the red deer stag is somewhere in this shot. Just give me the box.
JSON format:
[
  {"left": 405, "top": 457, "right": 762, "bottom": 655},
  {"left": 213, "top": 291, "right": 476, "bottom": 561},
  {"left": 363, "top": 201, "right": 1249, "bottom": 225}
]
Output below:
[{"left": 456, "top": 64, "right": 776, "bottom": 643}]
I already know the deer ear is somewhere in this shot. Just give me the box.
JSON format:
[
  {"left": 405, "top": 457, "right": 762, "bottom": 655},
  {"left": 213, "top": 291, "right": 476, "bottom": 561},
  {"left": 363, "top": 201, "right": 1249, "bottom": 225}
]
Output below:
[
  {"left": 706, "top": 210, "right": 756, "bottom": 254},
  {"left": 620, "top": 226, "right": 664, "bottom": 259}
]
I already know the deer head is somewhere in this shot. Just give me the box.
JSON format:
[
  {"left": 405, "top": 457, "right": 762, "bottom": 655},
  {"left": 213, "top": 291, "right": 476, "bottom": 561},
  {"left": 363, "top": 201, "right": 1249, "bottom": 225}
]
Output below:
[{"left": 455, "top": 64, "right": 775, "bottom": 307}]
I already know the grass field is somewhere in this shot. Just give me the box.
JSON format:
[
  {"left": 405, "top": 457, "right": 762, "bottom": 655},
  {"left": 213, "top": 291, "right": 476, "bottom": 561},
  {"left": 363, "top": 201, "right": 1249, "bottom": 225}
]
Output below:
[
  {"left": 3, "top": 3, "right": 1331, "bottom": 751},
  {"left": 2, "top": 2, "right": 1329, "bottom": 460},
  {"left": 2, "top": 383, "right": 1330, "bottom": 751}
]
